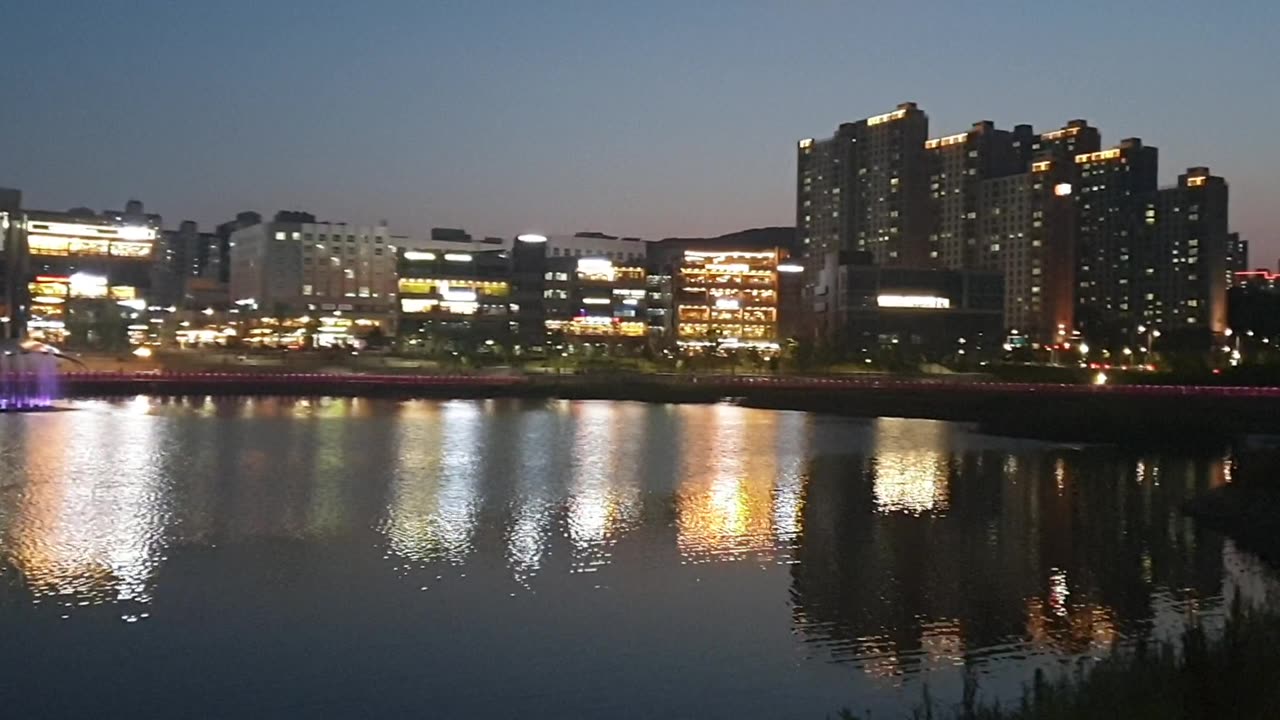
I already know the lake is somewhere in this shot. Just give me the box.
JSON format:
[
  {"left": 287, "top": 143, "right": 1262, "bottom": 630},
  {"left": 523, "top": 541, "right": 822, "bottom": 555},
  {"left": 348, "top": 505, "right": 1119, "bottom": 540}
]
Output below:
[{"left": 1, "top": 397, "right": 1277, "bottom": 718}]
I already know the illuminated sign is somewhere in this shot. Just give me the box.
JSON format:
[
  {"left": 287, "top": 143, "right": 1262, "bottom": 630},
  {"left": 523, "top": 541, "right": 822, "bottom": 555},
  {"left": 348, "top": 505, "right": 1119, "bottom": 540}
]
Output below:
[
  {"left": 777, "top": 263, "right": 804, "bottom": 273},
  {"left": 403, "top": 251, "right": 436, "bottom": 261},
  {"left": 577, "top": 258, "right": 614, "bottom": 273},
  {"left": 516, "top": 233, "right": 548, "bottom": 243},
  {"left": 876, "top": 294, "right": 951, "bottom": 309},
  {"left": 440, "top": 286, "right": 478, "bottom": 302},
  {"left": 26, "top": 221, "right": 156, "bottom": 241},
  {"left": 443, "top": 253, "right": 473, "bottom": 262},
  {"left": 400, "top": 298, "right": 438, "bottom": 313},
  {"left": 685, "top": 250, "right": 774, "bottom": 259},
  {"left": 582, "top": 297, "right": 611, "bottom": 305},
  {"left": 577, "top": 258, "right": 616, "bottom": 281},
  {"left": 705, "top": 263, "right": 750, "bottom": 273}
]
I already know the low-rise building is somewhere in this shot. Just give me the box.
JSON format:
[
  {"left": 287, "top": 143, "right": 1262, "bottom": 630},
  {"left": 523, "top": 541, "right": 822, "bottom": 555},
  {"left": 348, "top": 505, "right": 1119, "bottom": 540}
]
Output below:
[
  {"left": 229, "top": 212, "right": 396, "bottom": 316},
  {"left": 675, "top": 249, "right": 785, "bottom": 353},
  {"left": 838, "top": 261, "right": 1005, "bottom": 362},
  {"left": 16, "top": 203, "right": 161, "bottom": 346},
  {"left": 396, "top": 247, "right": 512, "bottom": 353}
]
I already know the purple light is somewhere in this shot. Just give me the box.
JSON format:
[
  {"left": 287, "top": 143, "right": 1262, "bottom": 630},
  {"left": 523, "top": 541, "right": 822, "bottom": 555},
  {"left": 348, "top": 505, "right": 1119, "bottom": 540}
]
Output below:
[{"left": 0, "top": 349, "right": 60, "bottom": 412}]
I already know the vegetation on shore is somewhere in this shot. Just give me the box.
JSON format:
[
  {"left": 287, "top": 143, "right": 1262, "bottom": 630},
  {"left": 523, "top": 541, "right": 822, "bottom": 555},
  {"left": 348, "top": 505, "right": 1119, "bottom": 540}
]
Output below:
[{"left": 836, "top": 597, "right": 1280, "bottom": 719}]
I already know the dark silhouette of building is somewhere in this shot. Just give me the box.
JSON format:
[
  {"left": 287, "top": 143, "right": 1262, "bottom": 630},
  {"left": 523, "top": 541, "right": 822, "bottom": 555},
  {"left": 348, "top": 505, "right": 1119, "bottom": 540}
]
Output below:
[
  {"left": 834, "top": 258, "right": 1005, "bottom": 362},
  {"left": 0, "top": 188, "right": 22, "bottom": 339}
]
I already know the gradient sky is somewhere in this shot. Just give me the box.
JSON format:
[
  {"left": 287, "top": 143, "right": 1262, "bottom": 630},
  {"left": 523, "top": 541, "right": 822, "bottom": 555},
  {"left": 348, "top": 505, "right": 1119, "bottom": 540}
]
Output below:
[{"left": 4, "top": 1, "right": 1276, "bottom": 257}]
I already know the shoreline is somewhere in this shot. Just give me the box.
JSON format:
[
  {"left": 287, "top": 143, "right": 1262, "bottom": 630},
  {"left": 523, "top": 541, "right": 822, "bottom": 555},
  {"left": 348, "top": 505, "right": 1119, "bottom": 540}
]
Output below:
[{"left": 23, "top": 371, "right": 1280, "bottom": 445}]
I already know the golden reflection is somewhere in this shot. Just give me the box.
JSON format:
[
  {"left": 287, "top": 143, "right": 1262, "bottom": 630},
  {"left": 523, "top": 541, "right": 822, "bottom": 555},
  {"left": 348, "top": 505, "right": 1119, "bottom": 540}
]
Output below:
[
  {"left": 5, "top": 405, "right": 168, "bottom": 605},
  {"left": 382, "top": 401, "right": 483, "bottom": 564},
  {"left": 676, "top": 404, "right": 781, "bottom": 564},
  {"left": 920, "top": 619, "right": 964, "bottom": 669},
  {"left": 855, "top": 635, "right": 904, "bottom": 682},
  {"left": 870, "top": 418, "right": 951, "bottom": 516},
  {"left": 1024, "top": 595, "right": 1116, "bottom": 656}
]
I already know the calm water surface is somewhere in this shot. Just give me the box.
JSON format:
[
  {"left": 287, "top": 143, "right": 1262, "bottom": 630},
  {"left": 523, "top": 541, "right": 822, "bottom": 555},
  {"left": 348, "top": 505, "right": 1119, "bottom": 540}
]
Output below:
[{"left": 1, "top": 397, "right": 1278, "bottom": 718}]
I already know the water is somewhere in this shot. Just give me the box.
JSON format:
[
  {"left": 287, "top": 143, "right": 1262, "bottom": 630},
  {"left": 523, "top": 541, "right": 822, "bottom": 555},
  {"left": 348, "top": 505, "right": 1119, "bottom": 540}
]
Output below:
[{"left": 1, "top": 397, "right": 1278, "bottom": 718}]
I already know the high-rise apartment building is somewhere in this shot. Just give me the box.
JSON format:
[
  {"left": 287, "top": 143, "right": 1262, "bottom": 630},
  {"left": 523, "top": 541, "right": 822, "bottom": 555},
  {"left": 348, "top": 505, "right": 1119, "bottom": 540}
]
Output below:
[
  {"left": 797, "top": 102, "right": 930, "bottom": 338},
  {"left": 797, "top": 102, "right": 930, "bottom": 268},
  {"left": 1032, "top": 120, "right": 1102, "bottom": 161},
  {"left": 975, "top": 158, "right": 1077, "bottom": 338},
  {"left": 926, "top": 121, "right": 1034, "bottom": 268},
  {"left": 154, "top": 220, "right": 227, "bottom": 307},
  {"left": 1073, "top": 138, "right": 1159, "bottom": 342},
  {"left": 1138, "top": 168, "right": 1229, "bottom": 333},
  {"left": 1225, "top": 232, "right": 1249, "bottom": 282}
]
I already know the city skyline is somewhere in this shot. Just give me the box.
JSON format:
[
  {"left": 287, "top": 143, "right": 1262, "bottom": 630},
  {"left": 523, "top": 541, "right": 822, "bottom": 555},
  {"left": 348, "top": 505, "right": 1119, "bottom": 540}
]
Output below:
[{"left": 4, "top": 2, "right": 1277, "bottom": 258}]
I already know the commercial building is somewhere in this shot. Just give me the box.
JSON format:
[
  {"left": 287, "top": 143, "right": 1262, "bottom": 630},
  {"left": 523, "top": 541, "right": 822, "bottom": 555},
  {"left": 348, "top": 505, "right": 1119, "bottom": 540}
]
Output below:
[
  {"left": 543, "top": 232, "right": 648, "bottom": 264},
  {"left": 396, "top": 247, "right": 512, "bottom": 353},
  {"left": 16, "top": 203, "right": 160, "bottom": 346},
  {"left": 541, "top": 255, "right": 649, "bottom": 347},
  {"left": 1073, "top": 138, "right": 1159, "bottom": 343},
  {"left": 1138, "top": 167, "right": 1229, "bottom": 333},
  {"left": 229, "top": 212, "right": 396, "bottom": 316},
  {"left": 401, "top": 227, "right": 506, "bottom": 253},
  {"left": 674, "top": 249, "right": 786, "bottom": 352},
  {"left": 508, "top": 233, "right": 652, "bottom": 352},
  {"left": 837, "top": 262, "right": 1005, "bottom": 362}
]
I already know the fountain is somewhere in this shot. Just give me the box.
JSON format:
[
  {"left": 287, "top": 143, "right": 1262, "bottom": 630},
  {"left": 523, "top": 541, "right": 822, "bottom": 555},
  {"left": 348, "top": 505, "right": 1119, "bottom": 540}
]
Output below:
[{"left": 0, "top": 339, "right": 75, "bottom": 411}]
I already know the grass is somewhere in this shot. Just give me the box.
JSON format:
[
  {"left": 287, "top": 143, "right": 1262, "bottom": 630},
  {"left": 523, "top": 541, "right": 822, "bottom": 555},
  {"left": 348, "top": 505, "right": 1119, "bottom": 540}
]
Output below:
[{"left": 835, "top": 595, "right": 1280, "bottom": 719}]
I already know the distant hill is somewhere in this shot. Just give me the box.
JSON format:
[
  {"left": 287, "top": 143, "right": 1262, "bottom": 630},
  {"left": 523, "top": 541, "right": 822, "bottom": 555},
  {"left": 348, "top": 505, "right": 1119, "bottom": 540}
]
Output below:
[{"left": 657, "top": 226, "right": 797, "bottom": 253}]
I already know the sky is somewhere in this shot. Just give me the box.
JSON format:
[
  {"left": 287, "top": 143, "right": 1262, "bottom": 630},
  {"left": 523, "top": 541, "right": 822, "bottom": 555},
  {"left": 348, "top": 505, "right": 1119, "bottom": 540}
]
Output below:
[{"left": 3, "top": 1, "right": 1276, "bottom": 257}]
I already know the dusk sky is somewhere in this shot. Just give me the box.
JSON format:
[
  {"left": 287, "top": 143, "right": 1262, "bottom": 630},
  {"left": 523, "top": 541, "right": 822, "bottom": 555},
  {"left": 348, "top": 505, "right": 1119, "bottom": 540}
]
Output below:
[{"left": 5, "top": 1, "right": 1276, "bottom": 257}]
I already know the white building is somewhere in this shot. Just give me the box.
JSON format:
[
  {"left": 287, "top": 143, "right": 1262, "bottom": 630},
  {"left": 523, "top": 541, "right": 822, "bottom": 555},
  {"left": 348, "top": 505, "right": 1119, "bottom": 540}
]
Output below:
[{"left": 229, "top": 214, "right": 396, "bottom": 313}]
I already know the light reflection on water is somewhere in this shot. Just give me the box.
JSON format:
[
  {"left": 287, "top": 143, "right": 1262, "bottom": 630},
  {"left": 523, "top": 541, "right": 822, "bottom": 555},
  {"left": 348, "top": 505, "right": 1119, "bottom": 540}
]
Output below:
[{"left": 1, "top": 398, "right": 1278, "bottom": 718}]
